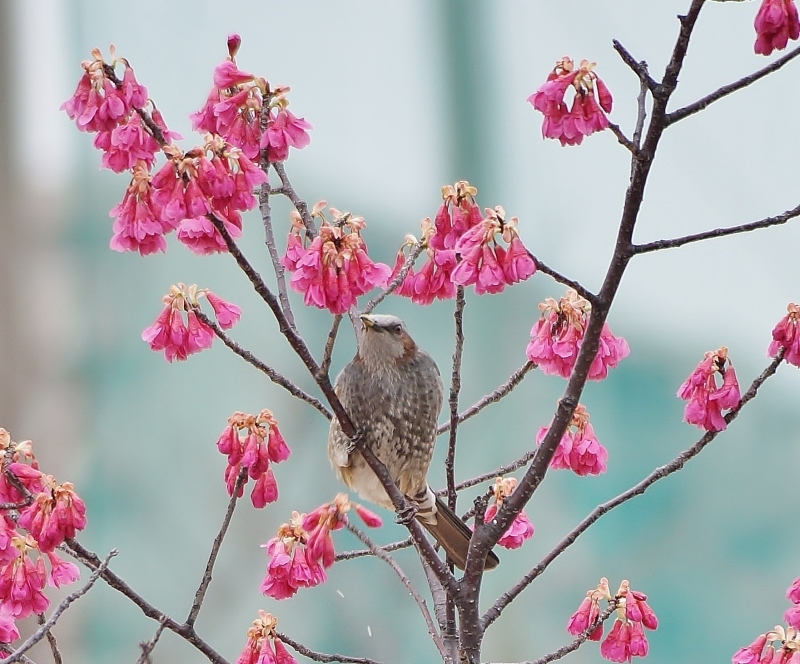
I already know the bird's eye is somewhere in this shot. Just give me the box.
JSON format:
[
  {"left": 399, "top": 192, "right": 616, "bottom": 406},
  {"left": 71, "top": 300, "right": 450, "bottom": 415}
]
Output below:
[{"left": 391, "top": 323, "right": 402, "bottom": 333}]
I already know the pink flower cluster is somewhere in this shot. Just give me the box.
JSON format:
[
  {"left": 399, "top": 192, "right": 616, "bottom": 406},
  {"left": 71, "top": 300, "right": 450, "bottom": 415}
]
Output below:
[
  {"left": 143, "top": 283, "right": 241, "bottom": 362},
  {"left": 0, "top": 430, "right": 85, "bottom": 642},
  {"left": 192, "top": 35, "right": 311, "bottom": 163},
  {"left": 677, "top": 347, "right": 740, "bottom": 432},
  {"left": 754, "top": 0, "right": 800, "bottom": 55},
  {"left": 260, "top": 494, "right": 381, "bottom": 600},
  {"left": 216, "top": 409, "right": 290, "bottom": 508},
  {"left": 537, "top": 403, "right": 608, "bottom": 476},
  {"left": 567, "top": 578, "right": 657, "bottom": 663},
  {"left": 786, "top": 578, "right": 800, "bottom": 631},
  {"left": 62, "top": 40, "right": 276, "bottom": 257},
  {"left": 281, "top": 205, "right": 391, "bottom": 314},
  {"left": 526, "top": 289, "right": 629, "bottom": 381},
  {"left": 393, "top": 182, "right": 536, "bottom": 304},
  {"left": 480, "top": 477, "right": 534, "bottom": 550},
  {"left": 733, "top": 623, "right": 800, "bottom": 664},
  {"left": 528, "top": 57, "right": 613, "bottom": 146},
  {"left": 769, "top": 303, "right": 800, "bottom": 367},
  {"left": 236, "top": 610, "right": 296, "bottom": 664}
]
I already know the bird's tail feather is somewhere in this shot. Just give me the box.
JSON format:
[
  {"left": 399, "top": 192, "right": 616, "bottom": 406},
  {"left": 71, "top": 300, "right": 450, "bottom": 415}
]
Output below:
[{"left": 416, "top": 492, "right": 499, "bottom": 571}]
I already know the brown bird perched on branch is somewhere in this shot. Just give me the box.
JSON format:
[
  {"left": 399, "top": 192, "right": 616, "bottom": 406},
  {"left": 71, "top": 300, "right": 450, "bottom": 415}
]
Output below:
[{"left": 328, "top": 313, "right": 499, "bottom": 571}]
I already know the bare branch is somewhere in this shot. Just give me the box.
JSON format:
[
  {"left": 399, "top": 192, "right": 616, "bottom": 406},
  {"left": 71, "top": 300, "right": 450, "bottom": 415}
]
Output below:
[
  {"left": 446, "top": 288, "right": 466, "bottom": 512},
  {"left": 524, "top": 604, "right": 616, "bottom": 664},
  {"left": 438, "top": 361, "right": 536, "bottom": 436},
  {"left": 271, "top": 162, "right": 316, "bottom": 238},
  {"left": 320, "top": 315, "right": 343, "bottom": 378},
  {"left": 343, "top": 521, "right": 445, "bottom": 657},
  {"left": 186, "top": 469, "right": 247, "bottom": 627},
  {"left": 137, "top": 618, "right": 168, "bottom": 664},
  {"left": 451, "top": 449, "right": 537, "bottom": 493},
  {"left": 633, "top": 202, "right": 800, "bottom": 254},
  {"left": 6, "top": 550, "right": 117, "bottom": 663},
  {"left": 482, "top": 352, "right": 784, "bottom": 630},
  {"left": 611, "top": 40, "right": 658, "bottom": 91},
  {"left": 362, "top": 241, "right": 425, "bottom": 314},
  {"left": 607, "top": 122, "right": 640, "bottom": 155},
  {"left": 632, "top": 74, "right": 649, "bottom": 149},
  {"left": 194, "top": 309, "right": 332, "bottom": 420},
  {"left": 529, "top": 253, "right": 597, "bottom": 304},
  {"left": 335, "top": 537, "right": 413, "bottom": 561},
  {"left": 277, "top": 633, "right": 383, "bottom": 664},
  {"left": 666, "top": 43, "right": 800, "bottom": 125},
  {"left": 36, "top": 612, "right": 63, "bottom": 664}
]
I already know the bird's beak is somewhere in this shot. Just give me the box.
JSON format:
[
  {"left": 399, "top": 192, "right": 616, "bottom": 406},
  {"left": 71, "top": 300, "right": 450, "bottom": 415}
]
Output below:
[{"left": 360, "top": 314, "right": 376, "bottom": 330}]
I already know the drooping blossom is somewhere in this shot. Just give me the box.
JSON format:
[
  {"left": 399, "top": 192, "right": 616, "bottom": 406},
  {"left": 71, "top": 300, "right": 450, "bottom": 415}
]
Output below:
[
  {"left": 260, "top": 513, "right": 327, "bottom": 601},
  {"left": 281, "top": 205, "right": 391, "bottom": 314},
  {"left": 537, "top": 403, "right": 608, "bottom": 476},
  {"left": 191, "top": 35, "right": 311, "bottom": 162},
  {"left": 526, "top": 289, "right": 629, "bottom": 380},
  {"left": 45, "top": 551, "right": 80, "bottom": 588},
  {"left": 769, "top": 303, "right": 800, "bottom": 367},
  {"left": 567, "top": 578, "right": 610, "bottom": 640},
  {"left": 677, "top": 347, "right": 741, "bottom": 432},
  {"left": 215, "top": 410, "right": 290, "bottom": 508},
  {"left": 0, "top": 536, "right": 49, "bottom": 619},
  {"left": 734, "top": 626, "right": 800, "bottom": 664},
  {"left": 96, "top": 112, "right": 160, "bottom": 173},
  {"left": 784, "top": 577, "right": 800, "bottom": 630},
  {"left": 0, "top": 430, "right": 43, "bottom": 507},
  {"left": 732, "top": 634, "right": 769, "bottom": 664},
  {"left": 261, "top": 107, "right": 313, "bottom": 162},
  {"left": 754, "top": 0, "right": 800, "bottom": 55},
  {"left": 528, "top": 57, "right": 613, "bottom": 146},
  {"left": 479, "top": 477, "right": 534, "bottom": 550},
  {"left": 142, "top": 283, "right": 240, "bottom": 361},
  {"left": 0, "top": 608, "right": 19, "bottom": 644},
  {"left": 236, "top": 610, "right": 297, "bottom": 664},
  {"left": 451, "top": 206, "right": 537, "bottom": 295},
  {"left": 17, "top": 477, "right": 87, "bottom": 553}
]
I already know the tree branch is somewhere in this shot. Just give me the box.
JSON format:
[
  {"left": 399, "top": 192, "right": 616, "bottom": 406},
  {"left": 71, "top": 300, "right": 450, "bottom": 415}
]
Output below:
[
  {"left": 607, "top": 122, "right": 640, "bottom": 155},
  {"left": 482, "top": 351, "right": 784, "bottom": 630},
  {"left": 277, "top": 633, "right": 383, "bottom": 664},
  {"left": 320, "top": 315, "right": 343, "bottom": 379},
  {"left": 611, "top": 40, "right": 658, "bottom": 91},
  {"left": 363, "top": 241, "right": 424, "bottom": 314},
  {"left": 194, "top": 309, "right": 332, "bottom": 420},
  {"left": 438, "top": 361, "right": 536, "bottom": 436},
  {"left": 271, "top": 162, "right": 316, "bottom": 238},
  {"left": 666, "top": 43, "right": 800, "bottom": 125},
  {"left": 529, "top": 253, "right": 596, "bottom": 304},
  {"left": 36, "top": 612, "right": 63, "bottom": 664},
  {"left": 523, "top": 604, "right": 617, "bottom": 664},
  {"left": 445, "top": 288, "right": 466, "bottom": 512},
  {"left": 5, "top": 550, "right": 116, "bottom": 663},
  {"left": 633, "top": 202, "right": 800, "bottom": 254},
  {"left": 334, "top": 537, "right": 413, "bottom": 562}
]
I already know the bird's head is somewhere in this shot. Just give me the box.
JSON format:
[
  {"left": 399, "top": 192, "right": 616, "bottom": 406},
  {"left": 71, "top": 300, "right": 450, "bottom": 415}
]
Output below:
[{"left": 357, "top": 314, "right": 417, "bottom": 367}]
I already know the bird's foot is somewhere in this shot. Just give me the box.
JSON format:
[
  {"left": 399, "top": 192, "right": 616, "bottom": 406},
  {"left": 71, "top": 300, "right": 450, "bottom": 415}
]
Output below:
[
  {"left": 344, "top": 428, "right": 365, "bottom": 455},
  {"left": 395, "top": 500, "right": 418, "bottom": 525}
]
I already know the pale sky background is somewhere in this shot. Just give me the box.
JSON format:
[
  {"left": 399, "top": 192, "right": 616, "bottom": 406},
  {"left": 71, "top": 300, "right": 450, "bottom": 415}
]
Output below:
[{"left": 3, "top": 0, "right": 800, "bottom": 662}]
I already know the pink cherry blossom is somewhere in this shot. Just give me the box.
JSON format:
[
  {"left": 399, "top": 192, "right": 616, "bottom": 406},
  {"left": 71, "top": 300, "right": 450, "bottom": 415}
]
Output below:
[
  {"left": 260, "top": 514, "right": 328, "bottom": 600},
  {"left": 479, "top": 477, "right": 534, "bottom": 550},
  {"left": 754, "top": 0, "right": 800, "bottom": 55},
  {"left": 17, "top": 478, "right": 87, "bottom": 553},
  {"left": 528, "top": 57, "right": 613, "bottom": 146},
  {"left": 0, "top": 609, "right": 18, "bottom": 644},
  {"left": 677, "top": 347, "right": 741, "bottom": 432},
  {"left": 262, "top": 108, "right": 312, "bottom": 162},
  {"left": 785, "top": 605, "right": 800, "bottom": 630},
  {"left": 0, "top": 537, "right": 49, "bottom": 619},
  {"left": 769, "top": 303, "right": 800, "bottom": 366},
  {"left": 787, "top": 577, "right": 800, "bottom": 604},
  {"left": 236, "top": 611, "right": 296, "bottom": 664},
  {"left": 526, "top": 289, "right": 629, "bottom": 380},
  {"left": 205, "top": 291, "right": 242, "bottom": 329},
  {"left": 96, "top": 113, "right": 159, "bottom": 173},
  {"left": 537, "top": 404, "right": 608, "bottom": 476},
  {"left": 45, "top": 551, "right": 80, "bottom": 588},
  {"left": 283, "top": 206, "right": 390, "bottom": 314},
  {"left": 110, "top": 162, "right": 172, "bottom": 255},
  {"left": 733, "top": 635, "right": 768, "bottom": 664},
  {"left": 600, "top": 619, "right": 631, "bottom": 663}
]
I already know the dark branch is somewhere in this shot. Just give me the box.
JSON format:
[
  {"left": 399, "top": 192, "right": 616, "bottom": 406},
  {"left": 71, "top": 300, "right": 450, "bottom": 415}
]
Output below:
[
  {"left": 611, "top": 40, "right": 658, "bottom": 91},
  {"left": 195, "top": 309, "right": 332, "bottom": 420},
  {"left": 320, "top": 315, "right": 343, "bottom": 378},
  {"left": 607, "top": 122, "right": 640, "bottom": 155},
  {"left": 334, "top": 536, "right": 413, "bottom": 561},
  {"left": 446, "top": 288, "right": 466, "bottom": 512},
  {"left": 666, "top": 43, "right": 800, "bottom": 125},
  {"left": 277, "top": 633, "right": 383, "bottom": 664},
  {"left": 524, "top": 604, "right": 616, "bottom": 664},
  {"left": 363, "top": 241, "right": 424, "bottom": 314},
  {"left": 482, "top": 351, "right": 784, "bottom": 630},
  {"left": 633, "top": 202, "right": 800, "bottom": 254},
  {"left": 530, "top": 253, "right": 596, "bottom": 304},
  {"left": 271, "top": 162, "right": 317, "bottom": 238}
]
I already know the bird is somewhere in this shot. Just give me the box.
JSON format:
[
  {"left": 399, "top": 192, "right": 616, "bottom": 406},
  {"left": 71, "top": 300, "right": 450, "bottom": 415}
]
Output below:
[{"left": 328, "top": 313, "right": 499, "bottom": 571}]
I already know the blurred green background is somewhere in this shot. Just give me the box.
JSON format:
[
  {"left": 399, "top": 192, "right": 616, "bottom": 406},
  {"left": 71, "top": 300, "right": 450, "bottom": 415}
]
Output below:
[{"left": 2, "top": 0, "right": 800, "bottom": 662}]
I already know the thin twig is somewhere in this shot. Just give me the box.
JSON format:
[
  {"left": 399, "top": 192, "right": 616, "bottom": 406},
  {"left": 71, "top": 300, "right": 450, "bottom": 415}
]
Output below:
[
  {"left": 320, "top": 315, "right": 343, "bottom": 378},
  {"left": 438, "top": 361, "right": 536, "bottom": 436},
  {"left": 524, "top": 604, "right": 617, "bottom": 664},
  {"left": 452, "top": 448, "right": 536, "bottom": 493},
  {"left": 611, "top": 40, "right": 658, "bottom": 91},
  {"left": 186, "top": 469, "right": 247, "bottom": 627},
  {"left": 63, "top": 540, "right": 229, "bottom": 664},
  {"left": 666, "top": 43, "right": 800, "bottom": 125},
  {"left": 277, "top": 633, "right": 383, "bottom": 664},
  {"left": 529, "top": 254, "right": 596, "bottom": 304},
  {"left": 2, "top": 444, "right": 34, "bottom": 509},
  {"left": 632, "top": 73, "right": 649, "bottom": 149},
  {"left": 482, "top": 351, "right": 784, "bottom": 630},
  {"left": 607, "top": 123, "right": 639, "bottom": 155},
  {"left": 633, "top": 202, "right": 800, "bottom": 254},
  {"left": 362, "top": 241, "right": 425, "bottom": 314},
  {"left": 36, "top": 613, "right": 62, "bottom": 664},
  {"left": 0, "top": 646, "right": 33, "bottom": 664},
  {"left": 6, "top": 550, "right": 117, "bottom": 663},
  {"left": 195, "top": 309, "right": 332, "bottom": 420},
  {"left": 271, "top": 162, "right": 316, "bottom": 238},
  {"left": 137, "top": 618, "right": 168, "bottom": 664},
  {"left": 334, "top": 536, "right": 413, "bottom": 561},
  {"left": 446, "top": 288, "right": 466, "bottom": 512},
  {"left": 344, "top": 521, "right": 445, "bottom": 656}
]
